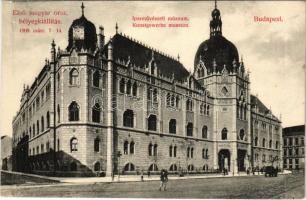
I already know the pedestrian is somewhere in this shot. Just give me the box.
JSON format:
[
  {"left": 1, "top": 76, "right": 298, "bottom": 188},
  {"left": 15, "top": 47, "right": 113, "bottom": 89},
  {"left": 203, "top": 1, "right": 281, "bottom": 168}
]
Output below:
[
  {"left": 159, "top": 169, "right": 168, "bottom": 191},
  {"left": 141, "top": 170, "right": 144, "bottom": 181}
]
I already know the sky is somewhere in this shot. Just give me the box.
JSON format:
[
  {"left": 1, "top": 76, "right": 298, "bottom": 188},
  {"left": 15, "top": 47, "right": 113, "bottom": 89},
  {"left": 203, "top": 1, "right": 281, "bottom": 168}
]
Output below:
[{"left": 0, "top": 1, "right": 305, "bottom": 137}]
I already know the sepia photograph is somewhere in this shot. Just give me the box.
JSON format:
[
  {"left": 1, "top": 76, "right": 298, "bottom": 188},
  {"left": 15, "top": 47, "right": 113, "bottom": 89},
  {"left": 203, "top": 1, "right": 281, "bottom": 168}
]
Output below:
[{"left": 0, "top": 0, "right": 305, "bottom": 199}]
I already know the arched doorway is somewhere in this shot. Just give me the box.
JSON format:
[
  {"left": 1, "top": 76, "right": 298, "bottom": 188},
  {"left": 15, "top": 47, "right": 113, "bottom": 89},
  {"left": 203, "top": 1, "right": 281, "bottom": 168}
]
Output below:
[
  {"left": 237, "top": 149, "right": 247, "bottom": 171},
  {"left": 218, "top": 149, "right": 231, "bottom": 171}
]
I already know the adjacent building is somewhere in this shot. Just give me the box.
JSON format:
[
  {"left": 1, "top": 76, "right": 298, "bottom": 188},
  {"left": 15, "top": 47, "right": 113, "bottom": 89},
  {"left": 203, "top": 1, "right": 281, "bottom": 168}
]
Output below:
[
  {"left": 1, "top": 135, "right": 13, "bottom": 171},
  {"left": 12, "top": 2, "right": 282, "bottom": 177},
  {"left": 283, "top": 125, "right": 305, "bottom": 170}
]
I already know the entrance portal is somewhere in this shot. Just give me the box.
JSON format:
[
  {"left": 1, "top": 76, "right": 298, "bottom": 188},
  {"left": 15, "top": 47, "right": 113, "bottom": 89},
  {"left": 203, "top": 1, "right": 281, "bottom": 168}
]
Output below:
[
  {"left": 237, "top": 149, "right": 247, "bottom": 171},
  {"left": 218, "top": 149, "right": 230, "bottom": 171}
]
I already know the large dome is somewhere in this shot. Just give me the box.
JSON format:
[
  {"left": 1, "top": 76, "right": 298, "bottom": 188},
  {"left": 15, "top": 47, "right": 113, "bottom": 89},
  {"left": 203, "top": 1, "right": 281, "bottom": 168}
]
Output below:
[
  {"left": 194, "top": 35, "right": 239, "bottom": 73},
  {"left": 66, "top": 10, "right": 97, "bottom": 51},
  {"left": 194, "top": 7, "right": 239, "bottom": 74}
]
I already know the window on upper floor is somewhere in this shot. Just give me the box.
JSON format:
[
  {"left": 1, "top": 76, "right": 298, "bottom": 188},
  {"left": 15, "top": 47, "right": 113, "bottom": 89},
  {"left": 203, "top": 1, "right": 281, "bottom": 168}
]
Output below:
[
  {"left": 92, "top": 103, "right": 101, "bottom": 123},
  {"left": 295, "top": 137, "right": 299, "bottom": 146},
  {"left": 130, "top": 141, "right": 135, "bottom": 154},
  {"left": 69, "top": 101, "right": 80, "bottom": 121},
  {"left": 186, "top": 123, "right": 193, "bottom": 137},
  {"left": 289, "top": 138, "right": 293, "bottom": 146},
  {"left": 41, "top": 116, "right": 44, "bottom": 132},
  {"left": 69, "top": 68, "right": 79, "bottom": 85},
  {"left": 186, "top": 99, "right": 193, "bottom": 111},
  {"left": 57, "top": 104, "right": 60, "bottom": 123},
  {"left": 169, "top": 119, "right": 176, "bottom": 134},
  {"left": 301, "top": 138, "right": 304, "bottom": 146},
  {"left": 124, "top": 141, "right": 129, "bottom": 155},
  {"left": 221, "top": 128, "right": 228, "bottom": 140},
  {"left": 119, "top": 78, "right": 125, "bottom": 93},
  {"left": 202, "top": 126, "right": 208, "bottom": 139},
  {"left": 262, "top": 138, "right": 266, "bottom": 147},
  {"left": 254, "top": 137, "right": 258, "bottom": 146},
  {"left": 269, "top": 140, "right": 272, "bottom": 148},
  {"left": 94, "top": 137, "right": 100, "bottom": 152},
  {"left": 46, "top": 111, "right": 50, "bottom": 128},
  {"left": 132, "top": 82, "right": 137, "bottom": 97},
  {"left": 275, "top": 141, "right": 279, "bottom": 149},
  {"left": 126, "top": 80, "right": 132, "bottom": 95},
  {"left": 93, "top": 71, "right": 100, "bottom": 88},
  {"left": 123, "top": 109, "right": 134, "bottom": 128},
  {"left": 239, "top": 129, "right": 245, "bottom": 140},
  {"left": 36, "top": 120, "right": 40, "bottom": 134},
  {"left": 148, "top": 115, "right": 157, "bottom": 131},
  {"left": 284, "top": 138, "right": 287, "bottom": 146},
  {"left": 70, "top": 137, "right": 78, "bottom": 152}
]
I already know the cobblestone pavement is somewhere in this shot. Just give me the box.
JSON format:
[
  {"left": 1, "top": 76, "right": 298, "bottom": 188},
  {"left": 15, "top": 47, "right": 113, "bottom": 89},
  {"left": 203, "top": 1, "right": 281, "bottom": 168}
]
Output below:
[{"left": 1, "top": 172, "right": 304, "bottom": 198}]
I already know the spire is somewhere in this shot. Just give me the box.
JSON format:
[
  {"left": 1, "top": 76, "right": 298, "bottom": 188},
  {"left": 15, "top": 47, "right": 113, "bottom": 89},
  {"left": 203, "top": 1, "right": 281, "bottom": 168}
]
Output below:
[
  {"left": 115, "top": 22, "right": 118, "bottom": 34},
  {"left": 210, "top": 0, "right": 222, "bottom": 37},
  {"left": 81, "top": 2, "right": 85, "bottom": 16}
]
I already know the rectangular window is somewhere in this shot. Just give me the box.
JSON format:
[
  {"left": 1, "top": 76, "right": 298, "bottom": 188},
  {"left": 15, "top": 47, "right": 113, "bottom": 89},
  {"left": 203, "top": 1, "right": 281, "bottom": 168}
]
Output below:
[
  {"left": 289, "top": 149, "right": 292, "bottom": 156},
  {"left": 289, "top": 138, "right": 293, "bottom": 146},
  {"left": 283, "top": 159, "right": 287, "bottom": 168},
  {"left": 295, "top": 159, "right": 299, "bottom": 169},
  {"left": 284, "top": 138, "right": 287, "bottom": 146},
  {"left": 295, "top": 148, "right": 299, "bottom": 156},
  {"left": 301, "top": 138, "right": 304, "bottom": 146},
  {"left": 289, "top": 159, "right": 293, "bottom": 169},
  {"left": 295, "top": 138, "right": 299, "bottom": 146}
]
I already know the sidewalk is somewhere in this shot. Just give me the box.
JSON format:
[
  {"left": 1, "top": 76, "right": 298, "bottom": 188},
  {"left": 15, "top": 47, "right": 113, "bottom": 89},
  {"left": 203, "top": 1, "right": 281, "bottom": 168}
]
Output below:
[{"left": 1, "top": 170, "right": 292, "bottom": 185}]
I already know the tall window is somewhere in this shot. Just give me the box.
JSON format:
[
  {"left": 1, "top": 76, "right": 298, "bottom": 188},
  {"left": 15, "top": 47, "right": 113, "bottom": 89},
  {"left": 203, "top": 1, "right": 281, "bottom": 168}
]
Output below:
[
  {"left": 254, "top": 137, "right": 258, "bottom": 146},
  {"left": 206, "top": 105, "right": 210, "bottom": 115},
  {"left": 124, "top": 141, "right": 129, "bottom": 155},
  {"left": 93, "top": 71, "right": 100, "bottom": 87},
  {"left": 119, "top": 78, "right": 125, "bottom": 93},
  {"left": 69, "top": 101, "right": 79, "bottom": 121},
  {"left": 153, "top": 89, "right": 158, "bottom": 103},
  {"left": 169, "top": 119, "right": 176, "bottom": 134},
  {"left": 92, "top": 103, "right": 101, "bottom": 123},
  {"left": 148, "top": 115, "right": 157, "bottom": 131},
  {"left": 221, "top": 128, "right": 227, "bottom": 140},
  {"left": 202, "top": 126, "right": 208, "bottom": 139},
  {"left": 123, "top": 109, "right": 134, "bottom": 127},
  {"left": 130, "top": 141, "right": 135, "bottom": 154},
  {"left": 33, "top": 124, "right": 35, "bottom": 137},
  {"left": 147, "top": 87, "right": 152, "bottom": 100},
  {"left": 126, "top": 80, "right": 132, "bottom": 95},
  {"left": 173, "top": 146, "right": 177, "bottom": 157},
  {"left": 153, "top": 144, "right": 158, "bottom": 156},
  {"left": 276, "top": 141, "right": 279, "bottom": 149},
  {"left": 132, "top": 82, "right": 137, "bottom": 97},
  {"left": 69, "top": 68, "right": 79, "bottom": 85},
  {"left": 269, "top": 140, "right": 272, "bottom": 148},
  {"left": 148, "top": 143, "right": 153, "bottom": 156},
  {"left": 46, "top": 111, "right": 50, "bottom": 128},
  {"left": 37, "top": 120, "right": 40, "bottom": 134},
  {"left": 41, "top": 116, "right": 44, "bottom": 132},
  {"left": 187, "top": 123, "right": 193, "bottom": 137},
  {"left": 169, "top": 145, "right": 173, "bottom": 157},
  {"left": 262, "top": 138, "right": 266, "bottom": 147},
  {"left": 70, "top": 137, "right": 78, "bottom": 152},
  {"left": 239, "top": 129, "right": 245, "bottom": 140},
  {"left": 94, "top": 137, "right": 100, "bottom": 152}
]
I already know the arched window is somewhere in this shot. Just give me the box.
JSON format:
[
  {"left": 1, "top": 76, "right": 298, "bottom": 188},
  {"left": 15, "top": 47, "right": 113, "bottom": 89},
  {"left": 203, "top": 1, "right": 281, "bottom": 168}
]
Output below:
[
  {"left": 153, "top": 144, "right": 158, "bottom": 156},
  {"left": 57, "top": 104, "right": 60, "bottom": 123},
  {"left": 148, "top": 163, "right": 158, "bottom": 171},
  {"left": 169, "top": 145, "right": 173, "bottom": 157},
  {"left": 70, "top": 137, "right": 78, "bottom": 152},
  {"left": 93, "top": 71, "right": 100, "bottom": 87},
  {"left": 173, "top": 146, "right": 177, "bottom": 157},
  {"left": 130, "top": 141, "right": 135, "bottom": 154},
  {"left": 187, "top": 147, "right": 190, "bottom": 158},
  {"left": 41, "top": 116, "right": 44, "bottom": 132},
  {"left": 124, "top": 163, "right": 135, "bottom": 171},
  {"left": 94, "top": 137, "right": 100, "bottom": 152},
  {"left": 70, "top": 162, "right": 77, "bottom": 171},
  {"left": 69, "top": 68, "right": 79, "bottom": 85},
  {"left": 37, "top": 120, "right": 40, "bottom": 134},
  {"left": 269, "top": 140, "right": 272, "bottom": 148},
  {"left": 46, "top": 111, "right": 50, "bottom": 128},
  {"left": 166, "top": 93, "right": 171, "bottom": 106},
  {"left": 188, "top": 164, "right": 194, "bottom": 171},
  {"left": 148, "top": 115, "right": 157, "bottom": 131},
  {"left": 262, "top": 138, "right": 266, "bottom": 147},
  {"left": 202, "top": 149, "right": 205, "bottom": 158},
  {"left": 123, "top": 109, "right": 134, "bottom": 127},
  {"left": 276, "top": 141, "right": 279, "bottom": 149},
  {"left": 148, "top": 143, "right": 153, "bottom": 156},
  {"left": 132, "top": 82, "right": 137, "bottom": 97},
  {"left": 221, "top": 128, "right": 228, "bottom": 140},
  {"left": 153, "top": 89, "right": 158, "bottom": 103},
  {"left": 239, "top": 129, "right": 245, "bottom": 140},
  {"left": 94, "top": 162, "right": 100, "bottom": 171},
  {"left": 69, "top": 101, "right": 79, "bottom": 121},
  {"left": 33, "top": 124, "right": 35, "bottom": 137},
  {"left": 119, "top": 78, "right": 125, "bottom": 93},
  {"left": 124, "top": 141, "right": 129, "bottom": 155},
  {"left": 92, "top": 103, "right": 101, "bottom": 123},
  {"left": 169, "top": 164, "right": 178, "bottom": 171},
  {"left": 187, "top": 123, "right": 193, "bottom": 137},
  {"left": 126, "top": 80, "right": 132, "bottom": 95},
  {"left": 191, "top": 147, "right": 194, "bottom": 158},
  {"left": 202, "top": 126, "right": 208, "bottom": 139},
  {"left": 171, "top": 95, "right": 175, "bottom": 107},
  {"left": 147, "top": 87, "right": 152, "bottom": 100},
  {"left": 169, "top": 119, "right": 176, "bottom": 134},
  {"left": 255, "top": 137, "right": 258, "bottom": 146}
]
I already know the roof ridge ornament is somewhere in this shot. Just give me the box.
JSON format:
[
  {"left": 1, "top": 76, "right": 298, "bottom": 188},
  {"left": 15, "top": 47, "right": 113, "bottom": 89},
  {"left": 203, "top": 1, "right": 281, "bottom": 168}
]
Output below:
[{"left": 81, "top": 2, "right": 85, "bottom": 16}]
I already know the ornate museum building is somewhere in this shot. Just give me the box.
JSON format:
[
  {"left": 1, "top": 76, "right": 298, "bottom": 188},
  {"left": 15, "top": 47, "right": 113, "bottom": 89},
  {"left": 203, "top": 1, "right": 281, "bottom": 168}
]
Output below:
[{"left": 12, "top": 3, "right": 282, "bottom": 176}]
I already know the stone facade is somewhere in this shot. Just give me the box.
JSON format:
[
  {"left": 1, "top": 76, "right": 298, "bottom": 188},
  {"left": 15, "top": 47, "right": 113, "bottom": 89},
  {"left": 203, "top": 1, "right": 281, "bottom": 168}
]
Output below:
[{"left": 11, "top": 3, "right": 282, "bottom": 176}]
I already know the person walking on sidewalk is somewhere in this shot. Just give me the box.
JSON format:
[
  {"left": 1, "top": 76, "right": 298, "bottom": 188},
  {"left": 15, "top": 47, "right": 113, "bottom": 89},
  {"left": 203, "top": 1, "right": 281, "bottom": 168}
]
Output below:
[{"left": 159, "top": 169, "right": 168, "bottom": 191}]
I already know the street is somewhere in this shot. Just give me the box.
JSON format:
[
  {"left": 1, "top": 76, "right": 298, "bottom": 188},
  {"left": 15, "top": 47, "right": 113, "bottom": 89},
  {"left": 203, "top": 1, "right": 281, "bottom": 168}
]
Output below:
[{"left": 1, "top": 172, "right": 304, "bottom": 198}]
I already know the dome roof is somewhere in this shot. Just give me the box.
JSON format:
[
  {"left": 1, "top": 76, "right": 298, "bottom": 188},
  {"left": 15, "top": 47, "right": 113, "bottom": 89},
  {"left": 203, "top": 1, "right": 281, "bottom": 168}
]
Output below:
[
  {"left": 194, "top": 35, "right": 239, "bottom": 73},
  {"left": 66, "top": 14, "right": 97, "bottom": 51}
]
